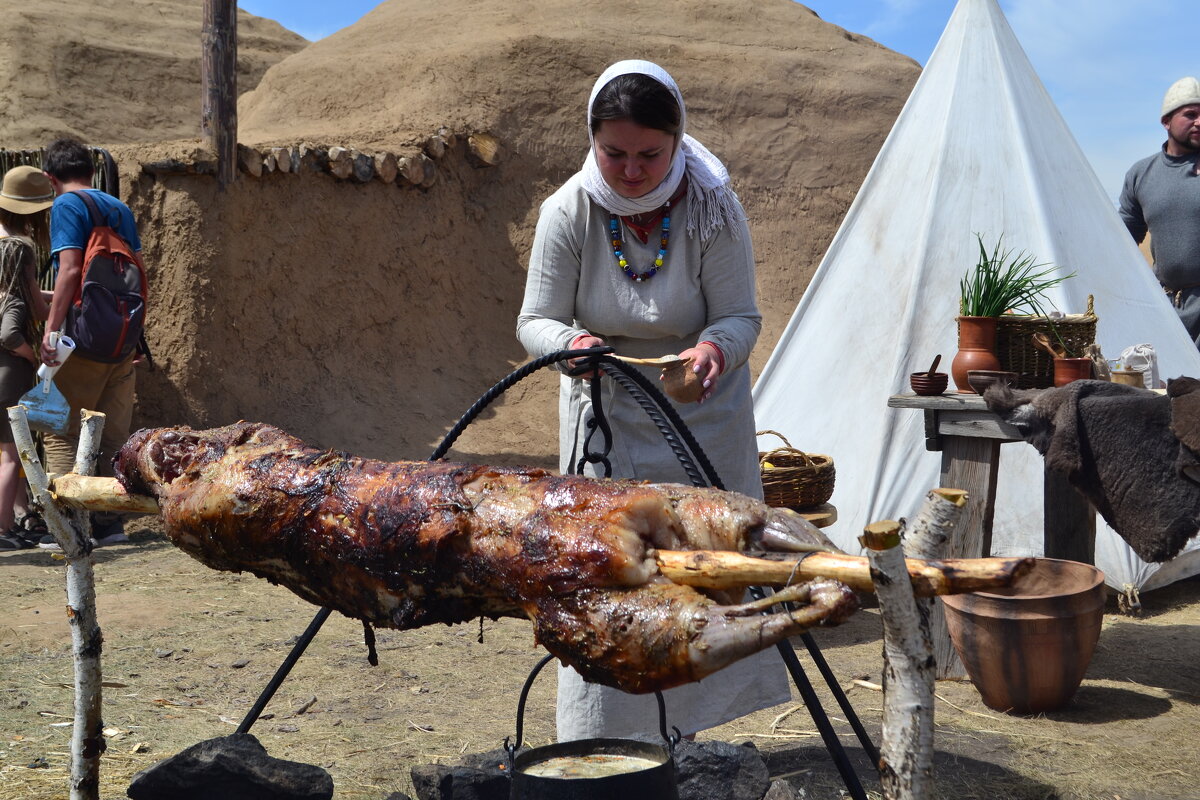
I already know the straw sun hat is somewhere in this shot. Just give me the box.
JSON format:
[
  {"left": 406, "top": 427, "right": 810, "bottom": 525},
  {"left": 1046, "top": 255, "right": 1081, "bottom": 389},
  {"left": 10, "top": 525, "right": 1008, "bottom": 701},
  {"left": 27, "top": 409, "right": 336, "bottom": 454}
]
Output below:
[{"left": 0, "top": 165, "right": 55, "bottom": 215}]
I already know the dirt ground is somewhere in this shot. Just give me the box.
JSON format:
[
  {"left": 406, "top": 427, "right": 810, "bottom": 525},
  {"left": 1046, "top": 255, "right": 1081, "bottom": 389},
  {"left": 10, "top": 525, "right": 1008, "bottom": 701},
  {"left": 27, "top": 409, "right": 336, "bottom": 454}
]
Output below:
[{"left": 1, "top": 517, "right": 1196, "bottom": 800}]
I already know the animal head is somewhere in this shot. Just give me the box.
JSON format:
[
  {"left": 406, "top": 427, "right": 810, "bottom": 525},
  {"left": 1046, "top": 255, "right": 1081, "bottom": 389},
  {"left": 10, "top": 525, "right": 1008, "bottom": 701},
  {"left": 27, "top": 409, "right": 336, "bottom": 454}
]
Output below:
[{"left": 981, "top": 383, "right": 1070, "bottom": 455}]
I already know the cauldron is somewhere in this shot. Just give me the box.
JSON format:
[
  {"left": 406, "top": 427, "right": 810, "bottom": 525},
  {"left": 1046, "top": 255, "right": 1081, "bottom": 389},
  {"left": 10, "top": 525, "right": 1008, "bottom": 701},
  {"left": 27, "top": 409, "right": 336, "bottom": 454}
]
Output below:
[{"left": 505, "top": 655, "right": 680, "bottom": 800}]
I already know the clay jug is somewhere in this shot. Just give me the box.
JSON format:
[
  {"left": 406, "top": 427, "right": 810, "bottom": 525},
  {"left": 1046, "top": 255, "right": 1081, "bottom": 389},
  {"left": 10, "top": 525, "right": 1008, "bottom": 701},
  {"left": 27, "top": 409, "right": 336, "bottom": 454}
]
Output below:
[
  {"left": 951, "top": 316, "right": 1002, "bottom": 393},
  {"left": 942, "top": 558, "right": 1105, "bottom": 714}
]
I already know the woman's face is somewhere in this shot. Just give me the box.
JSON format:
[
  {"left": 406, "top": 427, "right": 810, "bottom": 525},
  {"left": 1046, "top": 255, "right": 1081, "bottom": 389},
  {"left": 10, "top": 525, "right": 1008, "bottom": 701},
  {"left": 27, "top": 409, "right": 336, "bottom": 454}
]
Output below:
[{"left": 593, "top": 119, "right": 676, "bottom": 199}]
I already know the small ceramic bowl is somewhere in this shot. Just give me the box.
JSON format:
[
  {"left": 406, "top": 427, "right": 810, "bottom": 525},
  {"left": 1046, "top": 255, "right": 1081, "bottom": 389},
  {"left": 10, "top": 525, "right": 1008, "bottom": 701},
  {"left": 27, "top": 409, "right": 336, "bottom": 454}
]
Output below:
[
  {"left": 910, "top": 371, "right": 949, "bottom": 396},
  {"left": 967, "top": 369, "right": 1018, "bottom": 394}
]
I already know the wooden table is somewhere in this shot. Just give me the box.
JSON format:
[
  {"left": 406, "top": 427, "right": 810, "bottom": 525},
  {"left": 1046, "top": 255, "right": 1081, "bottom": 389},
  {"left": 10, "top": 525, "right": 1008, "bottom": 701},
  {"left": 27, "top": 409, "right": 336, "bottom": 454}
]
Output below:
[
  {"left": 888, "top": 392, "right": 1095, "bottom": 678},
  {"left": 795, "top": 502, "right": 837, "bottom": 530},
  {"left": 887, "top": 392, "right": 1095, "bottom": 564}
]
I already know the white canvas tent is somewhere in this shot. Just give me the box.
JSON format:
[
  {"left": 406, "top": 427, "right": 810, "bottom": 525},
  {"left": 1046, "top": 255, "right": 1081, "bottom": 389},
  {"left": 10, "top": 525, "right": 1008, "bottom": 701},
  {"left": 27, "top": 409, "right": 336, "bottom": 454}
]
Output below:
[{"left": 753, "top": 0, "right": 1200, "bottom": 593}]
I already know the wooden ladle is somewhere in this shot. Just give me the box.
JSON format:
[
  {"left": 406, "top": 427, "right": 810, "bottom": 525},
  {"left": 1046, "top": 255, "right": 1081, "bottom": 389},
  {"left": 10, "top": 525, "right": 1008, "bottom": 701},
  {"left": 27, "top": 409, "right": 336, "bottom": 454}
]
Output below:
[
  {"left": 1031, "top": 332, "right": 1066, "bottom": 359},
  {"left": 926, "top": 354, "right": 942, "bottom": 376},
  {"left": 612, "top": 354, "right": 685, "bottom": 367}
]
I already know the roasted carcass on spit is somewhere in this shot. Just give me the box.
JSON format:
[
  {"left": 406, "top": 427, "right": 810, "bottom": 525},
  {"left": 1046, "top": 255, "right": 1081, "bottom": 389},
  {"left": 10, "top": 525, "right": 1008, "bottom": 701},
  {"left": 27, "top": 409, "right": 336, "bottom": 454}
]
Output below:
[{"left": 114, "top": 422, "right": 858, "bottom": 693}]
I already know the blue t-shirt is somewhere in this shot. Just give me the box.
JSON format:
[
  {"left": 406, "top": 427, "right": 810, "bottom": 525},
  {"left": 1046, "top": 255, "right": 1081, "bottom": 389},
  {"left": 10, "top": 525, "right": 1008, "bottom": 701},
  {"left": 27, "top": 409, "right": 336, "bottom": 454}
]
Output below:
[{"left": 49, "top": 189, "right": 141, "bottom": 265}]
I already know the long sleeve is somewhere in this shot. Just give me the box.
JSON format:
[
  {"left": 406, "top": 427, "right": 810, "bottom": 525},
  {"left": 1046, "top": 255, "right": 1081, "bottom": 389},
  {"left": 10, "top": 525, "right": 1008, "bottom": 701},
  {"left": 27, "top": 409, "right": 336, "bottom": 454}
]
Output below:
[
  {"left": 517, "top": 187, "right": 591, "bottom": 361},
  {"left": 695, "top": 208, "right": 761, "bottom": 371},
  {"left": 1118, "top": 162, "right": 1148, "bottom": 245}
]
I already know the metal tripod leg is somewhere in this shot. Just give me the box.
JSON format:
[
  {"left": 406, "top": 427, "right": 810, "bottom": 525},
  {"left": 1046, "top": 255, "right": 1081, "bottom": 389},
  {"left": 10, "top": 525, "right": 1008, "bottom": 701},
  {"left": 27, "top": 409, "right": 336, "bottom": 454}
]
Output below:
[
  {"left": 237, "top": 607, "right": 333, "bottom": 734},
  {"left": 750, "top": 587, "right": 875, "bottom": 799}
]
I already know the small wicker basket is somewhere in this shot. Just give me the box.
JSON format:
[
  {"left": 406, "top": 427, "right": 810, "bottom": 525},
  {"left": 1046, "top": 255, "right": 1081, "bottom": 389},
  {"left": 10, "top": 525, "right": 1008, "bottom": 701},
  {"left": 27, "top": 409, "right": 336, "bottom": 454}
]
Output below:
[
  {"left": 757, "top": 430, "right": 835, "bottom": 508},
  {"left": 995, "top": 295, "right": 1098, "bottom": 389}
]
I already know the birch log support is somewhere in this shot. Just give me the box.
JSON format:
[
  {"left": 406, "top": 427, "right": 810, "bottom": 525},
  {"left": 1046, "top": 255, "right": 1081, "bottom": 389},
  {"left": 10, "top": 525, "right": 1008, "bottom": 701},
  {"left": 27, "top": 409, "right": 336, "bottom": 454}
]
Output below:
[
  {"left": 201, "top": 0, "right": 237, "bottom": 189},
  {"left": 374, "top": 152, "right": 398, "bottom": 184},
  {"left": 861, "top": 520, "right": 935, "bottom": 800},
  {"left": 8, "top": 407, "right": 107, "bottom": 800},
  {"left": 262, "top": 151, "right": 277, "bottom": 174},
  {"left": 907, "top": 488, "right": 970, "bottom": 678},
  {"left": 467, "top": 132, "right": 504, "bottom": 167},
  {"left": 327, "top": 146, "right": 354, "bottom": 179},
  {"left": 655, "top": 550, "right": 1031, "bottom": 596}
]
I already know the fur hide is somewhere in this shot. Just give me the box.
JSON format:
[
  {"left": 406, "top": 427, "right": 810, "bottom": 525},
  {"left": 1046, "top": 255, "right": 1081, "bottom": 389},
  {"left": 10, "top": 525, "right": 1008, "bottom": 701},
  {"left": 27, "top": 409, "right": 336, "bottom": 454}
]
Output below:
[{"left": 983, "top": 378, "right": 1200, "bottom": 563}]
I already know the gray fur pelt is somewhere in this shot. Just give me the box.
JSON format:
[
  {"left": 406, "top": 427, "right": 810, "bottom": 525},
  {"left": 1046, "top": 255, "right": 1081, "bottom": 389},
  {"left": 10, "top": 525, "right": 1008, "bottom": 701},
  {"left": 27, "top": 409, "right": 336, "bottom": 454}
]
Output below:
[{"left": 983, "top": 378, "right": 1200, "bottom": 563}]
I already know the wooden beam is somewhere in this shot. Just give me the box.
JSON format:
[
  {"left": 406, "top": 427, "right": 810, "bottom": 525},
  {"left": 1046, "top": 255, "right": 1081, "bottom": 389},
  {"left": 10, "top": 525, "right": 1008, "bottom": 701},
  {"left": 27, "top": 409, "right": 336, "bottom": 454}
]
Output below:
[{"left": 201, "top": 0, "right": 237, "bottom": 188}]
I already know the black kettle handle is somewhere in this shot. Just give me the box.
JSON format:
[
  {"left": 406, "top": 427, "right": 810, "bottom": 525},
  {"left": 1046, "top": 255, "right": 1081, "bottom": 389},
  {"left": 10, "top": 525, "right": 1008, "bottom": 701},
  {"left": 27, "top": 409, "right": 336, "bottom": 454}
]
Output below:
[{"left": 503, "top": 653, "right": 680, "bottom": 770}]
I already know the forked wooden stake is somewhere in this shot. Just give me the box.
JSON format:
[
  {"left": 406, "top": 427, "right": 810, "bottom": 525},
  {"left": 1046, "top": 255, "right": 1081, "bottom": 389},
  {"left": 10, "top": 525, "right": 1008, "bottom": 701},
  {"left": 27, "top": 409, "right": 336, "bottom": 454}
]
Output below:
[
  {"left": 863, "top": 488, "right": 967, "bottom": 800},
  {"left": 8, "top": 406, "right": 107, "bottom": 800}
]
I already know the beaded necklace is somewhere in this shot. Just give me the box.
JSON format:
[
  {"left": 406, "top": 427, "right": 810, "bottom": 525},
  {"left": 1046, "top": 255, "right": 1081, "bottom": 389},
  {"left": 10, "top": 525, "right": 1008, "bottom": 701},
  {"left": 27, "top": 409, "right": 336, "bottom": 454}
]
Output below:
[{"left": 609, "top": 201, "right": 670, "bottom": 282}]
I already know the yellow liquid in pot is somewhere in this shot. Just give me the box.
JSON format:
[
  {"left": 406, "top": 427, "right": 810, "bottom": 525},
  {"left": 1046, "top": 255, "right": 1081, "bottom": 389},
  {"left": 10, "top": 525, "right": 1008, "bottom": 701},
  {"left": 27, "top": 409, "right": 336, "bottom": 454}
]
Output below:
[{"left": 521, "top": 753, "right": 662, "bottom": 779}]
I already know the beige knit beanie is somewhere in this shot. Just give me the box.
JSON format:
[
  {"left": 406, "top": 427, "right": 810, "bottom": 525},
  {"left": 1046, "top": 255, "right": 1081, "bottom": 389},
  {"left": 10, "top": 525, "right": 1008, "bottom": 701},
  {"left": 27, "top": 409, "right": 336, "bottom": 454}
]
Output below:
[{"left": 1161, "top": 76, "right": 1200, "bottom": 118}]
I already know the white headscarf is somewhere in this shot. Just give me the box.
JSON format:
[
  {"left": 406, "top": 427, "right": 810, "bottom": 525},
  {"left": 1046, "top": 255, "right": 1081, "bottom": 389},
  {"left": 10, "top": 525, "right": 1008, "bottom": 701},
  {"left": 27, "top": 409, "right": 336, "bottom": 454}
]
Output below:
[{"left": 581, "top": 60, "right": 742, "bottom": 241}]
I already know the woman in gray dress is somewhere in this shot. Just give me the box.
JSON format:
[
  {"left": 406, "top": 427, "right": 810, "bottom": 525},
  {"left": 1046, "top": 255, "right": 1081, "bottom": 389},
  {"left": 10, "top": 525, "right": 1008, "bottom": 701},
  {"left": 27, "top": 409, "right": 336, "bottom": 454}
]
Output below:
[{"left": 517, "top": 60, "right": 789, "bottom": 741}]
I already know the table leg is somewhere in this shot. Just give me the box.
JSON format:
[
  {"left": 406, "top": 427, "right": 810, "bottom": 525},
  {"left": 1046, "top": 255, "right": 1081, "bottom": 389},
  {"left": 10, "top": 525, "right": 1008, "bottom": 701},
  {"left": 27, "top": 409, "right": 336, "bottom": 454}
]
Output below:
[
  {"left": 939, "top": 436, "right": 1000, "bottom": 559},
  {"left": 933, "top": 435, "right": 1001, "bottom": 679},
  {"left": 1043, "top": 470, "right": 1096, "bottom": 564}
]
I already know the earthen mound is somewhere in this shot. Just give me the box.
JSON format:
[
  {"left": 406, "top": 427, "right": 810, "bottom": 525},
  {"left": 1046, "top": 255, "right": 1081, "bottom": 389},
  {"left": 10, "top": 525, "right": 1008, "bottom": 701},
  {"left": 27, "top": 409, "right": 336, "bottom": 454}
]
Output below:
[{"left": 0, "top": 0, "right": 306, "bottom": 147}]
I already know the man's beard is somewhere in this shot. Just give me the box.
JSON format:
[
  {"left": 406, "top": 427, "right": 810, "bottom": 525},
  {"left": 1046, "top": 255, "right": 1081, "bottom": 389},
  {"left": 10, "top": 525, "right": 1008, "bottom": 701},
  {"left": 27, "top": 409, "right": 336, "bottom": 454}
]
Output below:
[{"left": 1168, "top": 126, "right": 1200, "bottom": 154}]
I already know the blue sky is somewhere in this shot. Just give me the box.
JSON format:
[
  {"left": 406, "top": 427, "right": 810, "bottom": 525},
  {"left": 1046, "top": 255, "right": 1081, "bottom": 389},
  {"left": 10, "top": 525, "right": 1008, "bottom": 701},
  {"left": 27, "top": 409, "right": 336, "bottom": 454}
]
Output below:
[{"left": 239, "top": 0, "right": 1191, "bottom": 203}]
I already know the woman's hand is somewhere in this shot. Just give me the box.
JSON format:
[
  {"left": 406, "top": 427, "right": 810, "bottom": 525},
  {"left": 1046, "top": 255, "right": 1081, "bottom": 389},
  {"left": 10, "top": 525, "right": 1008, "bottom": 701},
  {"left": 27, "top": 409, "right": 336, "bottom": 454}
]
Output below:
[
  {"left": 674, "top": 342, "right": 723, "bottom": 403},
  {"left": 567, "top": 334, "right": 607, "bottom": 379}
]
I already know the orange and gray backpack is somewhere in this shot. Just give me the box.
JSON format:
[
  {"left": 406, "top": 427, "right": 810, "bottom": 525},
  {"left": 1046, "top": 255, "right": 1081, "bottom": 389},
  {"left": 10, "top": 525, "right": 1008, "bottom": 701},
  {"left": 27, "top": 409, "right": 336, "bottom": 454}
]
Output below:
[{"left": 67, "top": 190, "right": 148, "bottom": 363}]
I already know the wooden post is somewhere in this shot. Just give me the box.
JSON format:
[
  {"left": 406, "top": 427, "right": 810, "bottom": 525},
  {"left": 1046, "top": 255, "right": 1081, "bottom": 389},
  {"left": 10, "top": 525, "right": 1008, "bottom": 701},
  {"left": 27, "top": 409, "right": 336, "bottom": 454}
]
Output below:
[
  {"left": 201, "top": 0, "right": 237, "bottom": 189},
  {"left": 8, "top": 407, "right": 107, "bottom": 800},
  {"left": 862, "top": 490, "right": 963, "bottom": 800}
]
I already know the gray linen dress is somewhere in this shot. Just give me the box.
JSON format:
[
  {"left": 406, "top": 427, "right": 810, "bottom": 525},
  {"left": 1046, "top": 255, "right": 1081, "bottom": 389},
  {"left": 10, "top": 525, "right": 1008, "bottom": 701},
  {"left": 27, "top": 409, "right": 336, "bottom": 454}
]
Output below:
[{"left": 517, "top": 172, "right": 789, "bottom": 740}]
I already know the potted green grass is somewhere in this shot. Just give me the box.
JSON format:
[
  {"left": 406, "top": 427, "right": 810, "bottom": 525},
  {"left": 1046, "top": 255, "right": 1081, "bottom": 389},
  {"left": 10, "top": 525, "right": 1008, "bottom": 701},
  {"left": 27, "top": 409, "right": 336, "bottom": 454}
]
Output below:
[{"left": 952, "top": 235, "right": 1074, "bottom": 392}]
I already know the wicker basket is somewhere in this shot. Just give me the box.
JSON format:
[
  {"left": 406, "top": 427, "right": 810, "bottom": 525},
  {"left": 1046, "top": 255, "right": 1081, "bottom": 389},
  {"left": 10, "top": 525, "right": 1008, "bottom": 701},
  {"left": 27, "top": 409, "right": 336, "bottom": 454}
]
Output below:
[
  {"left": 995, "top": 295, "right": 1097, "bottom": 389},
  {"left": 757, "top": 430, "right": 835, "bottom": 508}
]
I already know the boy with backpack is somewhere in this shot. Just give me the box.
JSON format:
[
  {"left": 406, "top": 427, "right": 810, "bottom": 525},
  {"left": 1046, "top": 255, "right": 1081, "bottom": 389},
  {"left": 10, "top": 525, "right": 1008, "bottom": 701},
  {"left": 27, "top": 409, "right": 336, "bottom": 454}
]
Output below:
[{"left": 38, "top": 137, "right": 147, "bottom": 549}]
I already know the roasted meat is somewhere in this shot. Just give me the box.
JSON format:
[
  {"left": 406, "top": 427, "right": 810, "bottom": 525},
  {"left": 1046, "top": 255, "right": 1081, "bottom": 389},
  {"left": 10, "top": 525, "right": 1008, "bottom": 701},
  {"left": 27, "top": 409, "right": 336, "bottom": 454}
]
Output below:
[{"left": 114, "top": 422, "right": 857, "bottom": 692}]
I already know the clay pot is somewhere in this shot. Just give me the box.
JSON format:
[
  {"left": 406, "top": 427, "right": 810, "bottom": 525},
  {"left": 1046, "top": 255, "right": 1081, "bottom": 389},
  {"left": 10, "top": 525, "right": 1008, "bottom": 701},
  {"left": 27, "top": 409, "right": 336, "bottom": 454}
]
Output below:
[
  {"left": 1053, "top": 357, "right": 1093, "bottom": 387},
  {"left": 951, "top": 316, "right": 1003, "bottom": 393},
  {"left": 942, "top": 558, "right": 1105, "bottom": 714},
  {"left": 661, "top": 359, "right": 704, "bottom": 403}
]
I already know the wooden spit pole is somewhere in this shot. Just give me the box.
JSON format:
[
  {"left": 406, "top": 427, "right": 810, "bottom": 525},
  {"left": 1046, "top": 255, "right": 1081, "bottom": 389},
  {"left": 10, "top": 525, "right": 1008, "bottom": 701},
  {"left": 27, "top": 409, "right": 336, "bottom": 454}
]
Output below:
[{"left": 49, "top": 476, "right": 1031, "bottom": 596}]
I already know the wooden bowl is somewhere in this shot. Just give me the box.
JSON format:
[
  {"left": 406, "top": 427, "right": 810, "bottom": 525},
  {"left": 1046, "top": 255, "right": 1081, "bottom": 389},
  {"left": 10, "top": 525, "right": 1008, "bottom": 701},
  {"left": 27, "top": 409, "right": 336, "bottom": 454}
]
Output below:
[
  {"left": 966, "top": 369, "right": 1018, "bottom": 394},
  {"left": 661, "top": 359, "right": 704, "bottom": 403},
  {"left": 910, "top": 371, "right": 949, "bottom": 396}
]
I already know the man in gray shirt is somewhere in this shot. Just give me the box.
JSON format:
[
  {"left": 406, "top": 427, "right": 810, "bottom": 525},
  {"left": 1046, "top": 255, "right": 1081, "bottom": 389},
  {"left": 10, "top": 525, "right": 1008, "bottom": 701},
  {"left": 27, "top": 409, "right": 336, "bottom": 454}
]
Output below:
[{"left": 1119, "top": 76, "right": 1200, "bottom": 346}]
